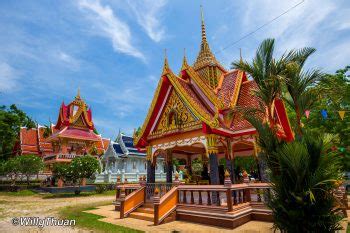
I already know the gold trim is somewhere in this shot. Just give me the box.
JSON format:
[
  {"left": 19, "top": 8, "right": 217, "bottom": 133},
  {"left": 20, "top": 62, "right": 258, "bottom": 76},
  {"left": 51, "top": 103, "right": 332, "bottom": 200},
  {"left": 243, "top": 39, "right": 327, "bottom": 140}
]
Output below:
[
  {"left": 206, "top": 134, "right": 218, "bottom": 155},
  {"left": 134, "top": 77, "right": 165, "bottom": 145},
  {"left": 185, "top": 66, "right": 224, "bottom": 109},
  {"left": 167, "top": 72, "right": 219, "bottom": 128},
  {"left": 229, "top": 70, "right": 244, "bottom": 108}
]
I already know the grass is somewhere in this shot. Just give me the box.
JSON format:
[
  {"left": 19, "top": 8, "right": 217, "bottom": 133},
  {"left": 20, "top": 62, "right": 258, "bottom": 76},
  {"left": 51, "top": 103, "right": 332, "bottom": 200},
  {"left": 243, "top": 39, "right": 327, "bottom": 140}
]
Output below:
[
  {"left": 43, "top": 190, "right": 115, "bottom": 199},
  {"left": 0, "top": 189, "right": 116, "bottom": 198},
  {"left": 0, "top": 189, "right": 37, "bottom": 196},
  {"left": 59, "top": 201, "right": 143, "bottom": 233}
]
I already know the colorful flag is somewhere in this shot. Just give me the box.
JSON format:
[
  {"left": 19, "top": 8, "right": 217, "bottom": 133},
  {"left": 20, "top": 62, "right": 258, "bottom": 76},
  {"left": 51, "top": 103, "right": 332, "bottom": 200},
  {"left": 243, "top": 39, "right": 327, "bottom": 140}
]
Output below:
[
  {"left": 305, "top": 110, "right": 310, "bottom": 119},
  {"left": 338, "top": 111, "right": 346, "bottom": 120},
  {"left": 321, "top": 109, "right": 328, "bottom": 119}
]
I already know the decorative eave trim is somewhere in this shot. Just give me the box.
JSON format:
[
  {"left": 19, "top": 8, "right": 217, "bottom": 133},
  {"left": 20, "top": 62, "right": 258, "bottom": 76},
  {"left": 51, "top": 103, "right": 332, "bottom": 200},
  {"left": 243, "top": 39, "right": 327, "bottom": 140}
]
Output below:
[
  {"left": 184, "top": 65, "right": 224, "bottom": 109},
  {"left": 229, "top": 70, "right": 244, "bottom": 108},
  {"left": 134, "top": 76, "right": 165, "bottom": 146}
]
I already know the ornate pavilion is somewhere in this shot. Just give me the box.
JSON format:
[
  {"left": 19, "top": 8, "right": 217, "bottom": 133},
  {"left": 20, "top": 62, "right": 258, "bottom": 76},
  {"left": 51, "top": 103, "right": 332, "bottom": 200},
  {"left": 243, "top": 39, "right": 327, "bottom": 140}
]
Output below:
[
  {"left": 15, "top": 91, "right": 109, "bottom": 172},
  {"left": 133, "top": 9, "right": 293, "bottom": 185}
]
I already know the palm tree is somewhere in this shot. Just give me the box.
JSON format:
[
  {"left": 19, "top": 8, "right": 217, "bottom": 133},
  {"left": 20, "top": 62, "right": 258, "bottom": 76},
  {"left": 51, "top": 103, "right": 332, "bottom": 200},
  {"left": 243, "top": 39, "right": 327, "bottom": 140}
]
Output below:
[
  {"left": 282, "top": 47, "right": 323, "bottom": 137},
  {"left": 238, "top": 40, "right": 344, "bottom": 231},
  {"left": 232, "top": 39, "right": 284, "bottom": 126},
  {"left": 283, "top": 67, "right": 323, "bottom": 136}
]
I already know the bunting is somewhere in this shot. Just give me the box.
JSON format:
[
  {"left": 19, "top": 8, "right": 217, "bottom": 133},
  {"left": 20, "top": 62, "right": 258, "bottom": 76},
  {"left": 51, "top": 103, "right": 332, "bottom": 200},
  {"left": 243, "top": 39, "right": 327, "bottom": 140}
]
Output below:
[
  {"left": 338, "top": 111, "right": 346, "bottom": 120},
  {"left": 302, "top": 109, "right": 349, "bottom": 121},
  {"left": 305, "top": 110, "right": 310, "bottom": 119},
  {"left": 321, "top": 109, "right": 328, "bottom": 120}
]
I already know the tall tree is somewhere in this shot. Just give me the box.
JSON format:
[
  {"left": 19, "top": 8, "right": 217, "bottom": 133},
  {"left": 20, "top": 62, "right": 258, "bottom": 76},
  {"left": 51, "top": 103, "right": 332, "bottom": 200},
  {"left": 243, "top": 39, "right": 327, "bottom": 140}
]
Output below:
[
  {"left": 231, "top": 39, "right": 284, "bottom": 126},
  {"left": 283, "top": 61, "right": 323, "bottom": 136},
  {"left": 0, "top": 104, "right": 36, "bottom": 160}
]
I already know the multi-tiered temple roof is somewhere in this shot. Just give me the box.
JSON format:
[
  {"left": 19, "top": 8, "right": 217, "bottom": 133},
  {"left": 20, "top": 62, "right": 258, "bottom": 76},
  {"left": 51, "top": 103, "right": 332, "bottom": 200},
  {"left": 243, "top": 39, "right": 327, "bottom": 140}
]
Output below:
[
  {"left": 16, "top": 91, "right": 109, "bottom": 156},
  {"left": 134, "top": 9, "right": 293, "bottom": 148}
]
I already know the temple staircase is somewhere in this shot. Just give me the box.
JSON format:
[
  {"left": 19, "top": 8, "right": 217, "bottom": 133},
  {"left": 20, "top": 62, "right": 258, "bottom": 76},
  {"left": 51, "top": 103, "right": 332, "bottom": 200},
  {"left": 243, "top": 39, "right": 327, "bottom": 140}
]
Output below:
[
  {"left": 129, "top": 202, "right": 154, "bottom": 221},
  {"left": 116, "top": 180, "right": 273, "bottom": 228}
]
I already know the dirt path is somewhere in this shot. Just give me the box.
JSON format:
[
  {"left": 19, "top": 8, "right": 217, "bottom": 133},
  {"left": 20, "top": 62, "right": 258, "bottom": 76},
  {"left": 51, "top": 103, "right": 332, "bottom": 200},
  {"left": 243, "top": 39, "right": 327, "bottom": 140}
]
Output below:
[{"left": 0, "top": 194, "right": 115, "bottom": 233}]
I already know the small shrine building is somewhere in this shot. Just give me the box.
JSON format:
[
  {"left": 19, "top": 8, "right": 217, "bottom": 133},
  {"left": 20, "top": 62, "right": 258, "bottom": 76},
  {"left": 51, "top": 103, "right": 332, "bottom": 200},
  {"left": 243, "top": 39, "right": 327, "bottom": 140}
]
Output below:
[
  {"left": 16, "top": 91, "right": 109, "bottom": 172},
  {"left": 133, "top": 10, "right": 293, "bottom": 185}
]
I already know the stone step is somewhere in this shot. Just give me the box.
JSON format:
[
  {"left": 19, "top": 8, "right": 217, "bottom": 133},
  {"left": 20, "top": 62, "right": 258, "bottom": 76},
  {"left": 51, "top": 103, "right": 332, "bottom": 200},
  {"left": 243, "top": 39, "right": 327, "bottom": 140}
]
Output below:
[
  {"left": 129, "top": 212, "right": 154, "bottom": 222},
  {"left": 136, "top": 207, "right": 154, "bottom": 214},
  {"left": 142, "top": 202, "right": 154, "bottom": 208}
]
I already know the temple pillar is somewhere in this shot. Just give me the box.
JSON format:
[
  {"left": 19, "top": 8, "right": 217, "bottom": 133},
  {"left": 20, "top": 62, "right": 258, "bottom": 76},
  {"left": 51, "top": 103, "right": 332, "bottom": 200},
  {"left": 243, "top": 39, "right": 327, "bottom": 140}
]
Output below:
[
  {"left": 146, "top": 146, "right": 155, "bottom": 183},
  {"left": 226, "top": 138, "right": 235, "bottom": 183},
  {"left": 166, "top": 149, "right": 173, "bottom": 183},
  {"left": 206, "top": 134, "right": 219, "bottom": 185}
]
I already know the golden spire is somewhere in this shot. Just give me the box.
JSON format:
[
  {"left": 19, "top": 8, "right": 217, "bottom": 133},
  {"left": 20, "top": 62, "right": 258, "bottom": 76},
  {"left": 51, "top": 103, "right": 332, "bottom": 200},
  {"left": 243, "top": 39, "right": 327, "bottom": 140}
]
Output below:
[
  {"left": 193, "top": 5, "right": 222, "bottom": 70},
  {"left": 162, "top": 49, "right": 171, "bottom": 75},
  {"left": 200, "top": 5, "right": 207, "bottom": 43},
  {"left": 181, "top": 48, "right": 189, "bottom": 70}
]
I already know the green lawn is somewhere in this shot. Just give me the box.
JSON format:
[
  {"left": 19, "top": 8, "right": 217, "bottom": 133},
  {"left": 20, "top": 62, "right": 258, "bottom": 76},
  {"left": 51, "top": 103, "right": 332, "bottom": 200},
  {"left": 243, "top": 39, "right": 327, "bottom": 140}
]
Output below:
[
  {"left": 43, "top": 190, "right": 116, "bottom": 199},
  {"left": 59, "top": 202, "right": 143, "bottom": 233},
  {"left": 0, "top": 190, "right": 116, "bottom": 198},
  {"left": 0, "top": 189, "right": 37, "bottom": 196}
]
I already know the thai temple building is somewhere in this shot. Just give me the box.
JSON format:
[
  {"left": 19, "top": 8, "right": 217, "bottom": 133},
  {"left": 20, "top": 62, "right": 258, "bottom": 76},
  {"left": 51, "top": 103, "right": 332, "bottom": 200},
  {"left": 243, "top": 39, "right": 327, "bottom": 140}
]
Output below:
[
  {"left": 95, "top": 132, "right": 177, "bottom": 183},
  {"left": 15, "top": 91, "right": 109, "bottom": 172},
  {"left": 133, "top": 9, "right": 293, "bottom": 186},
  {"left": 112, "top": 8, "right": 293, "bottom": 228}
]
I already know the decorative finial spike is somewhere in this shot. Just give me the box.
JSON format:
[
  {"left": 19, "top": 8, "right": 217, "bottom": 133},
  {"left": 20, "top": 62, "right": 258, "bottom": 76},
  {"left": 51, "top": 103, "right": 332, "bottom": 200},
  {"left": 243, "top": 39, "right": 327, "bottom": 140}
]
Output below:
[
  {"left": 181, "top": 48, "right": 188, "bottom": 70},
  {"left": 76, "top": 87, "right": 81, "bottom": 99},
  {"left": 162, "top": 48, "right": 170, "bottom": 75}
]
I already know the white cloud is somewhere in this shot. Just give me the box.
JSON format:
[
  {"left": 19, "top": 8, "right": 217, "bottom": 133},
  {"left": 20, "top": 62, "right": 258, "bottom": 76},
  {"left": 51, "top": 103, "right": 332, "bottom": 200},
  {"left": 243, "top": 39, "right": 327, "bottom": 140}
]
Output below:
[
  {"left": 57, "top": 51, "right": 81, "bottom": 70},
  {"left": 127, "top": 0, "right": 167, "bottom": 42},
  {"left": 78, "top": 0, "right": 145, "bottom": 60},
  {"left": 228, "top": 0, "right": 350, "bottom": 72},
  {"left": 0, "top": 62, "right": 18, "bottom": 92}
]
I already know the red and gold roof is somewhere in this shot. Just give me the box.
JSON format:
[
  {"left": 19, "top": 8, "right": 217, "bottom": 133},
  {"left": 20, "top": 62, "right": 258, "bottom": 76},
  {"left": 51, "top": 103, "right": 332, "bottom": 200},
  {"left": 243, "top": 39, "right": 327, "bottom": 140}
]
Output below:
[{"left": 134, "top": 9, "right": 294, "bottom": 148}]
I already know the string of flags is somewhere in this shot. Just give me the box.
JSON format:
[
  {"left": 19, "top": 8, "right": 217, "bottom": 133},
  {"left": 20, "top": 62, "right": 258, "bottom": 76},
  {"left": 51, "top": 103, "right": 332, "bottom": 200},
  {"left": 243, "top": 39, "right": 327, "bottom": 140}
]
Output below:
[{"left": 304, "top": 109, "right": 349, "bottom": 120}]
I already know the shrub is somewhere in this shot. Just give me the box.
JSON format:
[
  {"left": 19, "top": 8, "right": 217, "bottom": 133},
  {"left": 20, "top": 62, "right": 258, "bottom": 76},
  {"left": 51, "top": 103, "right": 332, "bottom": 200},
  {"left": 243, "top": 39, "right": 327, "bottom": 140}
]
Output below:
[{"left": 18, "top": 155, "right": 44, "bottom": 185}]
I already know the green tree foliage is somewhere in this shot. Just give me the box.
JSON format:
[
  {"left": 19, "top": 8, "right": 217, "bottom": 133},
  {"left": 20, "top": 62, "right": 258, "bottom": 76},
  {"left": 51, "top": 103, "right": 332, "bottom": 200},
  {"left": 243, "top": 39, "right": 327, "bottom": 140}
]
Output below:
[
  {"left": 234, "top": 38, "right": 345, "bottom": 231},
  {"left": 249, "top": 116, "right": 343, "bottom": 231},
  {"left": 18, "top": 155, "right": 44, "bottom": 185},
  {"left": 302, "top": 66, "right": 350, "bottom": 170},
  {"left": 52, "top": 163, "right": 71, "bottom": 182},
  {"left": 0, "top": 104, "right": 36, "bottom": 160},
  {"left": 3, "top": 157, "right": 21, "bottom": 185},
  {"left": 233, "top": 156, "right": 257, "bottom": 174}
]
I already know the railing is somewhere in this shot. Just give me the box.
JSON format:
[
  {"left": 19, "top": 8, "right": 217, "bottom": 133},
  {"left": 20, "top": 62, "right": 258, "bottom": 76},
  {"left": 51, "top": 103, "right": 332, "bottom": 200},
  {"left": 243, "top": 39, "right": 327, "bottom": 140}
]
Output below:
[
  {"left": 115, "top": 184, "right": 140, "bottom": 201},
  {"left": 177, "top": 183, "right": 272, "bottom": 211},
  {"left": 146, "top": 183, "right": 174, "bottom": 200},
  {"left": 118, "top": 186, "right": 145, "bottom": 218},
  {"left": 154, "top": 186, "right": 178, "bottom": 225},
  {"left": 178, "top": 185, "right": 228, "bottom": 207},
  {"left": 43, "top": 154, "right": 83, "bottom": 161}
]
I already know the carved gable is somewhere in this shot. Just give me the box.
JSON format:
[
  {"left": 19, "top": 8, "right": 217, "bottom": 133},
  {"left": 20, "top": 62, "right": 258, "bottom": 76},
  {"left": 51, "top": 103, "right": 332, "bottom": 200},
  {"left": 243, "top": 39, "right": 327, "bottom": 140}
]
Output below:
[
  {"left": 152, "top": 90, "right": 199, "bottom": 135},
  {"left": 71, "top": 114, "right": 87, "bottom": 129}
]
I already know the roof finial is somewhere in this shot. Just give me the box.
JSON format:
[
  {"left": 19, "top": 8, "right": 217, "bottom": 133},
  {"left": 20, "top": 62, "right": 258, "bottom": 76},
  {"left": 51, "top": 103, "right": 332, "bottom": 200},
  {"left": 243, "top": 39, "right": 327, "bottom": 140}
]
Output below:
[
  {"left": 200, "top": 5, "right": 207, "bottom": 43},
  {"left": 162, "top": 48, "right": 170, "bottom": 75},
  {"left": 181, "top": 48, "right": 188, "bottom": 70},
  {"left": 76, "top": 87, "right": 81, "bottom": 99}
]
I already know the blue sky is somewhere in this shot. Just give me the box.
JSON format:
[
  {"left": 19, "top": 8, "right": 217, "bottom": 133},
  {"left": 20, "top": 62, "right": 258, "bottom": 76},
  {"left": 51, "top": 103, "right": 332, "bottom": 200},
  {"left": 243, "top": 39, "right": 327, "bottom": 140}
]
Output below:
[{"left": 1, "top": 0, "right": 350, "bottom": 139}]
